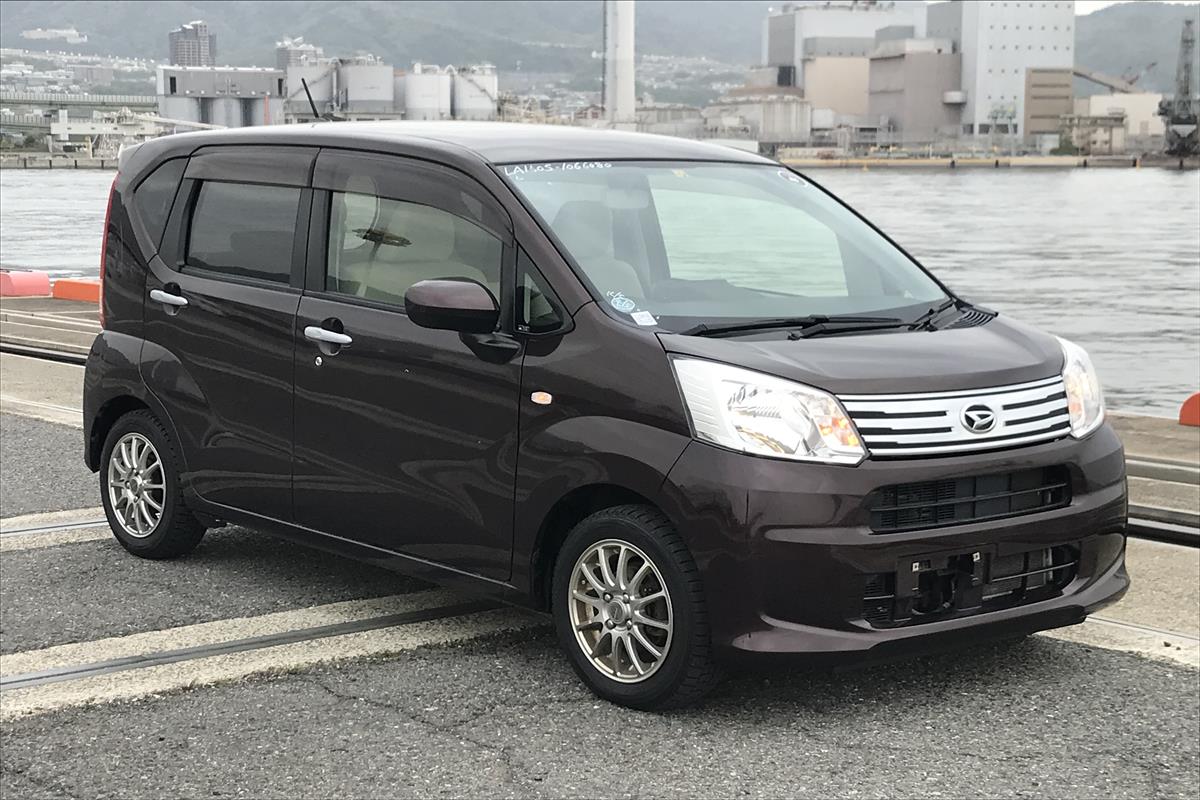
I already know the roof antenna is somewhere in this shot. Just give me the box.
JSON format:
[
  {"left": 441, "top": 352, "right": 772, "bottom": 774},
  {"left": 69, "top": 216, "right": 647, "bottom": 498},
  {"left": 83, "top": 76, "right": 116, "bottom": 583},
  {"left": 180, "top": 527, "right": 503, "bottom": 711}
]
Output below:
[{"left": 300, "top": 78, "right": 321, "bottom": 122}]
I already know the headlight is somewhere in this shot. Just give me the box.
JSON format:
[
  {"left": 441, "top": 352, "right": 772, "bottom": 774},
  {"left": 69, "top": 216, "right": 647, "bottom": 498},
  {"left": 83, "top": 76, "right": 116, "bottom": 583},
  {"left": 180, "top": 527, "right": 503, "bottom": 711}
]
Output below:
[
  {"left": 671, "top": 358, "right": 865, "bottom": 464},
  {"left": 1058, "top": 337, "right": 1104, "bottom": 438}
]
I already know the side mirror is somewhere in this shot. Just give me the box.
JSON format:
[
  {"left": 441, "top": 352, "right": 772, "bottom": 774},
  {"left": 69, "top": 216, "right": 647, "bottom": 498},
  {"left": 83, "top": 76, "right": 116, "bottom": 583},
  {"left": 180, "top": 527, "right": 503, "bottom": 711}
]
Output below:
[{"left": 404, "top": 278, "right": 499, "bottom": 334}]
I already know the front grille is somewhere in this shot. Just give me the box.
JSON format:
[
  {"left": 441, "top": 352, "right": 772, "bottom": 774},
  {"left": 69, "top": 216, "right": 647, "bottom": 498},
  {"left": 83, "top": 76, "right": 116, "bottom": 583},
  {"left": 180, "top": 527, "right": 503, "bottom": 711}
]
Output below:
[
  {"left": 868, "top": 466, "right": 1071, "bottom": 533},
  {"left": 860, "top": 544, "right": 1078, "bottom": 628},
  {"left": 839, "top": 375, "right": 1071, "bottom": 458}
]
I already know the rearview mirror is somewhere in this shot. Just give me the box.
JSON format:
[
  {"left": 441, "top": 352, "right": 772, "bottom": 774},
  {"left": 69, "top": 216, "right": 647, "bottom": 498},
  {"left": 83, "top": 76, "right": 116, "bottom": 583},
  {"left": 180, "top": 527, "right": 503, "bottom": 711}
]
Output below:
[{"left": 405, "top": 279, "right": 499, "bottom": 334}]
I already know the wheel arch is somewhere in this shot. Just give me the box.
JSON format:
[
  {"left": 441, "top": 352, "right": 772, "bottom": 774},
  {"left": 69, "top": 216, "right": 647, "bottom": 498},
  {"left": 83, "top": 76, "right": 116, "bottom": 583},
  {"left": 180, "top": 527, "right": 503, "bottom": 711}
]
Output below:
[
  {"left": 528, "top": 483, "right": 666, "bottom": 612},
  {"left": 87, "top": 395, "right": 152, "bottom": 471}
]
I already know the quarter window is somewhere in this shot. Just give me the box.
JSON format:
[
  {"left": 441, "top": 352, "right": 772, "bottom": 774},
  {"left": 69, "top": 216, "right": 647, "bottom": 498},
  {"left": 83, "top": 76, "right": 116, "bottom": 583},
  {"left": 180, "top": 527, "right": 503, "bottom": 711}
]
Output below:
[
  {"left": 186, "top": 181, "right": 299, "bottom": 283},
  {"left": 133, "top": 158, "right": 186, "bottom": 248},
  {"left": 326, "top": 192, "right": 502, "bottom": 307},
  {"left": 517, "top": 249, "right": 565, "bottom": 333}
]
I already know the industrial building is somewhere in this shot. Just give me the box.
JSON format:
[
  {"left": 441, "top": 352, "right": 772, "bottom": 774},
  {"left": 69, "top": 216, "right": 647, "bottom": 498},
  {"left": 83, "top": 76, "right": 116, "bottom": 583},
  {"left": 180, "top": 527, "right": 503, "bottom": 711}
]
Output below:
[
  {"left": 868, "top": 27, "right": 961, "bottom": 144},
  {"left": 1061, "top": 111, "right": 1127, "bottom": 154},
  {"left": 762, "top": 0, "right": 927, "bottom": 116},
  {"left": 281, "top": 59, "right": 497, "bottom": 123},
  {"left": 157, "top": 65, "right": 284, "bottom": 128},
  {"left": 928, "top": 0, "right": 1075, "bottom": 137},
  {"left": 168, "top": 21, "right": 217, "bottom": 68},
  {"left": 1022, "top": 67, "right": 1073, "bottom": 148},
  {"left": 1077, "top": 92, "right": 1165, "bottom": 140}
]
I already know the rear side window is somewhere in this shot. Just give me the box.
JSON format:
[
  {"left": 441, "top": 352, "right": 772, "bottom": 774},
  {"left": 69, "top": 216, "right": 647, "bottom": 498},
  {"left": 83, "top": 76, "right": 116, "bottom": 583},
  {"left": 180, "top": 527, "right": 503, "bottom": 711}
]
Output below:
[
  {"left": 186, "top": 181, "right": 300, "bottom": 283},
  {"left": 133, "top": 158, "right": 186, "bottom": 249}
]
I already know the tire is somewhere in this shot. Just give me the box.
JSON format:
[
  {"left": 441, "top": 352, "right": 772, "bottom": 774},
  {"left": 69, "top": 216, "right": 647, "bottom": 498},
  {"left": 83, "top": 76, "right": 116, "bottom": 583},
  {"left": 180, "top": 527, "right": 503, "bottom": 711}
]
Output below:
[
  {"left": 551, "top": 504, "right": 720, "bottom": 710},
  {"left": 99, "top": 409, "right": 206, "bottom": 559}
]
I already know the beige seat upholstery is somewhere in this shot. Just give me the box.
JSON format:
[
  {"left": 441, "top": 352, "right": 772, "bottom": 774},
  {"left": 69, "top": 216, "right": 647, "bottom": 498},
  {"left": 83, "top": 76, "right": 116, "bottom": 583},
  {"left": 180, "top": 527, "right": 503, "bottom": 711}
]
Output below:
[
  {"left": 551, "top": 201, "right": 644, "bottom": 302},
  {"left": 336, "top": 201, "right": 497, "bottom": 306}
]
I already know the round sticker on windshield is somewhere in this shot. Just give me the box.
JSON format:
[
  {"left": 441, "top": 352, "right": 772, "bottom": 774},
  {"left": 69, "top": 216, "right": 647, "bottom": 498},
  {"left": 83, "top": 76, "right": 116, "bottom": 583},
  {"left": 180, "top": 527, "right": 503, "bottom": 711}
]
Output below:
[
  {"left": 610, "top": 295, "right": 637, "bottom": 313},
  {"left": 777, "top": 169, "right": 805, "bottom": 184}
]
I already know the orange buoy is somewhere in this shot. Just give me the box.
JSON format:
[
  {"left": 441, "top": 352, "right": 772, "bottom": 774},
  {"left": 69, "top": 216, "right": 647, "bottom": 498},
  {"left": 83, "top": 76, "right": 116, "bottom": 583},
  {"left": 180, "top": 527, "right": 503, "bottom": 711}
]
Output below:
[{"left": 1181, "top": 393, "right": 1200, "bottom": 427}]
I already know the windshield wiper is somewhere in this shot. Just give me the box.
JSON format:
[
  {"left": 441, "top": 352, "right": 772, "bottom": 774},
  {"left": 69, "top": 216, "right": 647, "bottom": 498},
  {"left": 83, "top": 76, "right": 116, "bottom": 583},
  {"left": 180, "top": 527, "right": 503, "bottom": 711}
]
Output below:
[
  {"left": 679, "top": 314, "right": 904, "bottom": 338},
  {"left": 908, "top": 298, "right": 960, "bottom": 331}
]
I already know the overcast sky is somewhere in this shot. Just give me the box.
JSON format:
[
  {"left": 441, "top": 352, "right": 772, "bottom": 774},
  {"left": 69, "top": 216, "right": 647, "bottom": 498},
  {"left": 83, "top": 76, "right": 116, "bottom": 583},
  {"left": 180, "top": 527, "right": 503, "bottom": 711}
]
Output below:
[
  {"left": 920, "top": 0, "right": 1199, "bottom": 14},
  {"left": 1074, "top": 0, "right": 1198, "bottom": 12}
]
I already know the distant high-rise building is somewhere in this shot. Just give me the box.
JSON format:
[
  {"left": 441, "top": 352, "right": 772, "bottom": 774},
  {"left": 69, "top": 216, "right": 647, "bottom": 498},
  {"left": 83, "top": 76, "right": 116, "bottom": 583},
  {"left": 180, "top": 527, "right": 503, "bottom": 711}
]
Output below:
[
  {"left": 169, "top": 20, "right": 217, "bottom": 67},
  {"left": 276, "top": 36, "right": 324, "bottom": 70}
]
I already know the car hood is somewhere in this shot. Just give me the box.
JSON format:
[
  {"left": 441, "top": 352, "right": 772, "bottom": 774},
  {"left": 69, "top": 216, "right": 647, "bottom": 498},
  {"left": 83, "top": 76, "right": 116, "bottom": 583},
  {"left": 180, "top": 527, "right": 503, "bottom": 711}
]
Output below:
[{"left": 657, "top": 315, "right": 1064, "bottom": 395}]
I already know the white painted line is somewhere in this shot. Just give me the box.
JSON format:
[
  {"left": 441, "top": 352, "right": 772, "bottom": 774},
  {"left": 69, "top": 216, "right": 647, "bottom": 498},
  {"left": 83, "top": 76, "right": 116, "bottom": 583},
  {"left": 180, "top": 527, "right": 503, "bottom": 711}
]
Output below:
[
  {"left": 0, "top": 352, "right": 86, "bottom": 370},
  {"left": 0, "top": 394, "right": 83, "bottom": 427},
  {"left": 1, "top": 605, "right": 542, "bottom": 720},
  {"left": 0, "top": 507, "right": 105, "bottom": 532},
  {"left": 1, "top": 590, "right": 460, "bottom": 677},
  {"left": 0, "top": 527, "right": 111, "bottom": 553}
]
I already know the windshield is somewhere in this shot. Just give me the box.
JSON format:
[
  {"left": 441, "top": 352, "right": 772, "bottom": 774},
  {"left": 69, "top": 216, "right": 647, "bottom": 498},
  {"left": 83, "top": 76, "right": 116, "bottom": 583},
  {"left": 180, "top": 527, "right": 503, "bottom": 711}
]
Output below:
[{"left": 502, "top": 160, "right": 949, "bottom": 332}]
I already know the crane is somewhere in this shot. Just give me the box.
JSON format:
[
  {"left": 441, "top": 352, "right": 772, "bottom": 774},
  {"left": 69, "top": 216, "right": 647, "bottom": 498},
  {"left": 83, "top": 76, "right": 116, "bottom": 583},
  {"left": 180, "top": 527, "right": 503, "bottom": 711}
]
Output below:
[
  {"left": 1121, "top": 62, "right": 1157, "bottom": 87},
  {"left": 1157, "top": 19, "right": 1198, "bottom": 156}
]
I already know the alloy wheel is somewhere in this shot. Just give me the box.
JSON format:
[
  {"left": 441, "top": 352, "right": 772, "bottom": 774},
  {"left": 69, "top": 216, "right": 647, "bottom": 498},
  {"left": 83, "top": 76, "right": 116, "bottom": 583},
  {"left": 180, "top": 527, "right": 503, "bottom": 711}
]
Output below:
[
  {"left": 568, "top": 538, "right": 674, "bottom": 683},
  {"left": 106, "top": 432, "right": 166, "bottom": 539}
]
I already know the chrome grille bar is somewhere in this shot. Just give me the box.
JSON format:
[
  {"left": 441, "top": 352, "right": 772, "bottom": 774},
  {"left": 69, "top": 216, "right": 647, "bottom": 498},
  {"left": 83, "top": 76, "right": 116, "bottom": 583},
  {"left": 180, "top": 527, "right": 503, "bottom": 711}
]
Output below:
[{"left": 839, "top": 375, "right": 1071, "bottom": 457}]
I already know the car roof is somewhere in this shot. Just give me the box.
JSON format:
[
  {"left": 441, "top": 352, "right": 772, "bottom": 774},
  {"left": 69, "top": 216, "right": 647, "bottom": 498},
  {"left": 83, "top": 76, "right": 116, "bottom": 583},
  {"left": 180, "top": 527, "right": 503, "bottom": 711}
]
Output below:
[{"left": 137, "top": 121, "right": 773, "bottom": 167}]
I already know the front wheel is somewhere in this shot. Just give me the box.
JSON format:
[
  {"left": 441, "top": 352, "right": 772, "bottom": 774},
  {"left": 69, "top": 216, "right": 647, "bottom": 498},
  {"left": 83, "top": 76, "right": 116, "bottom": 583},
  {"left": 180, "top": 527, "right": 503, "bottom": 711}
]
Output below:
[{"left": 551, "top": 504, "right": 720, "bottom": 710}]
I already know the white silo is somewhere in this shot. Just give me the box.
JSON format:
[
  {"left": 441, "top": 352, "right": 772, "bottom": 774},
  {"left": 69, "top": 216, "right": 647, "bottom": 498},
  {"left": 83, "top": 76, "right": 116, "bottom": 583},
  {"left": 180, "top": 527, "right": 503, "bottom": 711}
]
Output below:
[
  {"left": 339, "top": 61, "right": 394, "bottom": 114},
  {"left": 286, "top": 63, "right": 333, "bottom": 117},
  {"left": 404, "top": 63, "right": 452, "bottom": 120},
  {"left": 452, "top": 64, "right": 498, "bottom": 121}
]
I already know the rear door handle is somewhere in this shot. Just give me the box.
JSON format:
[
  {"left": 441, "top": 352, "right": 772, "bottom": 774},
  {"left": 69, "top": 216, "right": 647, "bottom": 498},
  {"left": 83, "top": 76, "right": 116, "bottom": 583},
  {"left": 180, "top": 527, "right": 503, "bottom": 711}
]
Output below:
[
  {"left": 304, "top": 326, "right": 353, "bottom": 346},
  {"left": 149, "top": 289, "right": 188, "bottom": 308}
]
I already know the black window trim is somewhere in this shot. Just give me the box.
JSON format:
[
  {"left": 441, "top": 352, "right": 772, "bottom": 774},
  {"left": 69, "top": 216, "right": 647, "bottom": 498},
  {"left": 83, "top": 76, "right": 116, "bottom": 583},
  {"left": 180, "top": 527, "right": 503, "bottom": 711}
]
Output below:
[{"left": 515, "top": 246, "right": 573, "bottom": 337}]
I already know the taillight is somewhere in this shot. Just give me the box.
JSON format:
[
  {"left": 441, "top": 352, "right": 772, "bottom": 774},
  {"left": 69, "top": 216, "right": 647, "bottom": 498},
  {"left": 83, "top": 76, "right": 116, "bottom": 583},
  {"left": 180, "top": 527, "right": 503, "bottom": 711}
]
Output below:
[{"left": 98, "top": 176, "right": 116, "bottom": 329}]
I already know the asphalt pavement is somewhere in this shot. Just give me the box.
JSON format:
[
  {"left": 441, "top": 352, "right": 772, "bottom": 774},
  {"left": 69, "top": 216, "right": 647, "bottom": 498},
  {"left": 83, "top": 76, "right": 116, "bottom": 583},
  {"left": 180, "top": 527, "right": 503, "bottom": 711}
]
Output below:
[
  {"left": 0, "top": 413, "right": 95, "bottom": 517},
  {"left": 2, "top": 630, "right": 1196, "bottom": 799}
]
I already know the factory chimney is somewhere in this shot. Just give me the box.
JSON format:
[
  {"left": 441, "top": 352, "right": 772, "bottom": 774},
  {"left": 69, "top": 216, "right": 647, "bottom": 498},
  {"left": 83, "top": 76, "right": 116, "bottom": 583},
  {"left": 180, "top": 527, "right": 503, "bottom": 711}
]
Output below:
[{"left": 603, "top": 0, "right": 636, "bottom": 128}]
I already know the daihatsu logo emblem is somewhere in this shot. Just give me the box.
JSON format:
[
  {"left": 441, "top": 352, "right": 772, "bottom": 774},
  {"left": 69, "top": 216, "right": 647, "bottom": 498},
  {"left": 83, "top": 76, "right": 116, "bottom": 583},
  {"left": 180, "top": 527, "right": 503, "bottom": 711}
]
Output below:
[{"left": 961, "top": 404, "right": 998, "bottom": 434}]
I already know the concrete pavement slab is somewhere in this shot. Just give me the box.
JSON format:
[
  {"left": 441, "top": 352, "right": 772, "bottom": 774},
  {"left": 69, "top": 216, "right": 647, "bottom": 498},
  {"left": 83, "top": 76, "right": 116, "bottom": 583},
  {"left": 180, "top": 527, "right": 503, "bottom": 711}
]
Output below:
[
  {"left": 0, "top": 353, "right": 84, "bottom": 417},
  {"left": 1103, "top": 538, "right": 1200, "bottom": 638}
]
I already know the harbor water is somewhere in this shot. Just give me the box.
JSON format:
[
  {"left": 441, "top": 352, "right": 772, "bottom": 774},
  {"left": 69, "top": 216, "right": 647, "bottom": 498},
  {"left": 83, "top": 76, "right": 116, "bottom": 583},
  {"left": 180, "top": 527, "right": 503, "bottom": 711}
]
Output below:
[{"left": 1, "top": 167, "right": 1197, "bottom": 415}]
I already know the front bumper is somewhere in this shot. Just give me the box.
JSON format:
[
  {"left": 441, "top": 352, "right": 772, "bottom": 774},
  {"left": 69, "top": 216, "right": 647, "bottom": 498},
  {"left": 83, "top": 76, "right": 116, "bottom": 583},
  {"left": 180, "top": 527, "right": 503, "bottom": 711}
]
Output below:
[{"left": 660, "top": 423, "right": 1128, "bottom": 664}]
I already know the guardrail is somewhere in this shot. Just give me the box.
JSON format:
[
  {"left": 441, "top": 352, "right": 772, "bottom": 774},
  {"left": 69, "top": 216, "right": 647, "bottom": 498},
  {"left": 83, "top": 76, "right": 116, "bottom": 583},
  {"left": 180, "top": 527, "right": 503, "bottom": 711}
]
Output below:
[{"left": 0, "top": 90, "right": 156, "bottom": 108}]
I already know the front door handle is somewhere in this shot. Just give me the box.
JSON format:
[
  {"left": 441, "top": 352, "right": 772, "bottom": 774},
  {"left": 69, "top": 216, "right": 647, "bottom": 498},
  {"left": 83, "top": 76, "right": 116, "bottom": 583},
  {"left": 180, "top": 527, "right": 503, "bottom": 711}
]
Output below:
[
  {"left": 304, "top": 326, "right": 353, "bottom": 346},
  {"left": 149, "top": 289, "right": 188, "bottom": 308}
]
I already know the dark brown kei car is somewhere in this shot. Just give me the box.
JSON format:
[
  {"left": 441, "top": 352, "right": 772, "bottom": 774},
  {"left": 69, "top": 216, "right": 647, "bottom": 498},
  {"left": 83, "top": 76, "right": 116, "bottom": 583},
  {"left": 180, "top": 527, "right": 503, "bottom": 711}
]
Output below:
[{"left": 83, "top": 122, "right": 1128, "bottom": 709}]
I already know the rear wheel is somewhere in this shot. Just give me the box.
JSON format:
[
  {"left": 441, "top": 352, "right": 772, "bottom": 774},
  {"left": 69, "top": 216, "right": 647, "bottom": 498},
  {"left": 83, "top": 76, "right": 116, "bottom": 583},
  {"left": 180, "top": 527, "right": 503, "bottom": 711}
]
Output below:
[
  {"left": 552, "top": 504, "right": 719, "bottom": 710},
  {"left": 100, "top": 410, "right": 205, "bottom": 559}
]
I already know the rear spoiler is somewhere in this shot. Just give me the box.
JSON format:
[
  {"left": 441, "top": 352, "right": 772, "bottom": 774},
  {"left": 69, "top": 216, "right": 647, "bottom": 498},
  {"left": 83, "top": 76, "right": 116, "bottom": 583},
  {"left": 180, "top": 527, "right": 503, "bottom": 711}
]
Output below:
[{"left": 116, "top": 141, "right": 143, "bottom": 173}]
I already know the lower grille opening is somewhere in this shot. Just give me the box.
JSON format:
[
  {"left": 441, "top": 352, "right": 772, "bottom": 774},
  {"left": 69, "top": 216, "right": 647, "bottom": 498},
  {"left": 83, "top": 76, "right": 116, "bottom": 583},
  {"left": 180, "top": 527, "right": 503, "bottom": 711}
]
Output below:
[
  {"left": 860, "top": 545, "right": 1078, "bottom": 628},
  {"left": 868, "top": 466, "right": 1071, "bottom": 534}
]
